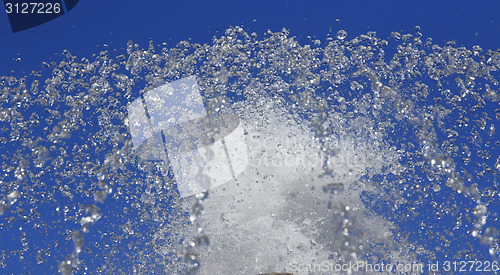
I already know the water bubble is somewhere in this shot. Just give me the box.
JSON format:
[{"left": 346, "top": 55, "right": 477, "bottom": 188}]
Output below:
[
  {"left": 391, "top": 31, "right": 401, "bottom": 40},
  {"left": 71, "top": 231, "right": 84, "bottom": 253},
  {"left": 57, "top": 261, "right": 72, "bottom": 275},
  {"left": 7, "top": 190, "right": 20, "bottom": 203},
  {"left": 0, "top": 108, "right": 10, "bottom": 122},
  {"left": 336, "top": 30, "right": 347, "bottom": 40},
  {"left": 481, "top": 227, "right": 498, "bottom": 245},
  {"left": 432, "top": 184, "right": 441, "bottom": 192}
]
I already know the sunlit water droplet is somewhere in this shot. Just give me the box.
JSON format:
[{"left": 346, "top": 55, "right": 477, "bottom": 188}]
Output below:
[{"left": 336, "top": 30, "right": 347, "bottom": 40}]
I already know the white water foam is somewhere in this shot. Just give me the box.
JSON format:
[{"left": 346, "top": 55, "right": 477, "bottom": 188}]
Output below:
[{"left": 184, "top": 97, "right": 421, "bottom": 274}]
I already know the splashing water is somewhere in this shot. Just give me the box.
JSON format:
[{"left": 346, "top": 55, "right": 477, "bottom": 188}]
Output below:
[{"left": 0, "top": 26, "right": 499, "bottom": 274}]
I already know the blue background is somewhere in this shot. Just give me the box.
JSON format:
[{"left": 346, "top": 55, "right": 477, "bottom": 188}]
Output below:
[
  {"left": 1, "top": 0, "right": 500, "bottom": 76},
  {"left": 1, "top": 0, "right": 500, "bottom": 273}
]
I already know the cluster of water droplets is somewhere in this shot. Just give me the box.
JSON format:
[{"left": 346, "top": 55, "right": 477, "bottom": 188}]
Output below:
[{"left": 0, "top": 26, "right": 498, "bottom": 274}]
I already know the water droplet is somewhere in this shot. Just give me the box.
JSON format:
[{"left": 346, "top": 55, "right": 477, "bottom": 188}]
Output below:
[{"left": 336, "top": 30, "right": 347, "bottom": 40}]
